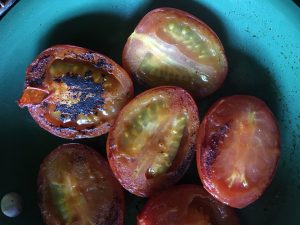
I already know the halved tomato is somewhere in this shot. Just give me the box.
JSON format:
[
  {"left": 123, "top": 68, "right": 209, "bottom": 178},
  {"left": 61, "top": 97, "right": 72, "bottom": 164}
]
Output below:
[
  {"left": 122, "top": 7, "right": 227, "bottom": 98},
  {"left": 137, "top": 184, "right": 240, "bottom": 225},
  {"left": 197, "top": 95, "right": 280, "bottom": 208},
  {"left": 107, "top": 86, "right": 199, "bottom": 197},
  {"left": 18, "top": 45, "right": 133, "bottom": 139},
  {"left": 38, "top": 143, "right": 124, "bottom": 225}
]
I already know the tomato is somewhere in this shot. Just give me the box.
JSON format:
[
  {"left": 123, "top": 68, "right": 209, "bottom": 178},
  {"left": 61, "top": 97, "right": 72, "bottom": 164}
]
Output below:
[
  {"left": 197, "top": 95, "right": 280, "bottom": 208},
  {"left": 107, "top": 86, "right": 199, "bottom": 197},
  {"left": 18, "top": 45, "right": 133, "bottom": 139},
  {"left": 38, "top": 143, "right": 124, "bottom": 225},
  {"left": 137, "top": 184, "right": 240, "bottom": 225},
  {"left": 122, "top": 7, "right": 227, "bottom": 98}
]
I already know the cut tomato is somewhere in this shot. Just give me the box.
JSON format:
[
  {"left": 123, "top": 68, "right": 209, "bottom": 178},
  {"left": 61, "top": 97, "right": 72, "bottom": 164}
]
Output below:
[
  {"left": 18, "top": 45, "right": 133, "bottom": 139},
  {"left": 38, "top": 143, "right": 124, "bottom": 225},
  {"left": 197, "top": 95, "right": 280, "bottom": 208},
  {"left": 137, "top": 184, "right": 240, "bottom": 225},
  {"left": 107, "top": 86, "right": 199, "bottom": 197},
  {"left": 123, "top": 7, "right": 227, "bottom": 98}
]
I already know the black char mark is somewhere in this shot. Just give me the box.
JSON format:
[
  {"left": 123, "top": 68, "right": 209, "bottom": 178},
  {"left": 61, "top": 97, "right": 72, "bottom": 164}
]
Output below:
[
  {"left": 27, "top": 55, "right": 50, "bottom": 87},
  {"left": 203, "top": 123, "right": 230, "bottom": 173},
  {"left": 55, "top": 73, "right": 104, "bottom": 121},
  {"left": 95, "top": 58, "right": 113, "bottom": 73},
  {"left": 78, "top": 52, "right": 94, "bottom": 61}
]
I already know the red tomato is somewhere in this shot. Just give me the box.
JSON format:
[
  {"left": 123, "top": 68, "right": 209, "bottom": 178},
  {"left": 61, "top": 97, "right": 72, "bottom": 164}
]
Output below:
[
  {"left": 137, "top": 184, "right": 240, "bottom": 225},
  {"left": 18, "top": 45, "right": 133, "bottom": 139},
  {"left": 197, "top": 95, "right": 280, "bottom": 208},
  {"left": 122, "top": 7, "right": 227, "bottom": 98},
  {"left": 38, "top": 143, "right": 124, "bottom": 225},
  {"left": 107, "top": 86, "right": 199, "bottom": 197}
]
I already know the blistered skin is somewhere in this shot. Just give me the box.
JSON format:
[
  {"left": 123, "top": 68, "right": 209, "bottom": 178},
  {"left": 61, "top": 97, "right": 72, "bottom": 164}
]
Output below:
[
  {"left": 18, "top": 45, "right": 133, "bottom": 139},
  {"left": 137, "top": 185, "right": 240, "bottom": 225},
  {"left": 197, "top": 95, "right": 280, "bottom": 208},
  {"left": 123, "top": 7, "right": 227, "bottom": 98},
  {"left": 38, "top": 144, "right": 124, "bottom": 225},
  {"left": 107, "top": 86, "right": 199, "bottom": 197}
]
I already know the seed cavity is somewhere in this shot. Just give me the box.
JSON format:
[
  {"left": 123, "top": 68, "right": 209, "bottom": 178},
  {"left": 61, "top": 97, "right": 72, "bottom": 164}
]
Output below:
[
  {"left": 226, "top": 170, "right": 248, "bottom": 188},
  {"left": 161, "top": 21, "right": 212, "bottom": 58},
  {"left": 145, "top": 114, "right": 187, "bottom": 178},
  {"left": 137, "top": 52, "right": 211, "bottom": 94}
]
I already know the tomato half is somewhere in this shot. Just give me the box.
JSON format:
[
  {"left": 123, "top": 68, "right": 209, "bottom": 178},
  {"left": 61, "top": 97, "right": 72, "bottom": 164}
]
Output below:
[
  {"left": 18, "top": 45, "right": 133, "bottom": 139},
  {"left": 197, "top": 95, "right": 280, "bottom": 208},
  {"left": 122, "top": 7, "right": 227, "bottom": 98},
  {"left": 38, "top": 143, "right": 124, "bottom": 225},
  {"left": 107, "top": 86, "right": 199, "bottom": 197},
  {"left": 137, "top": 184, "right": 240, "bottom": 225}
]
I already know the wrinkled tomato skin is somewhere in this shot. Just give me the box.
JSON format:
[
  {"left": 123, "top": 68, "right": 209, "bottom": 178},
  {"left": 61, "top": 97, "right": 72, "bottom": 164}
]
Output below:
[
  {"left": 122, "top": 7, "right": 227, "bottom": 98},
  {"left": 38, "top": 143, "right": 124, "bottom": 225},
  {"left": 137, "top": 184, "right": 240, "bottom": 225},
  {"left": 18, "top": 45, "right": 133, "bottom": 139},
  {"left": 107, "top": 86, "right": 199, "bottom": 197},
  {"left": 196, "top": 95, "right": 280, "bottom": 208}
]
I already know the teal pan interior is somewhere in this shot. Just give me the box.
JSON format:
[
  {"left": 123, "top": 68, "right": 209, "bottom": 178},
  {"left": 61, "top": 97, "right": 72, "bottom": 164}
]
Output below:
[{"left": 0, "top": 0, "right": 300, "bottom": 224}]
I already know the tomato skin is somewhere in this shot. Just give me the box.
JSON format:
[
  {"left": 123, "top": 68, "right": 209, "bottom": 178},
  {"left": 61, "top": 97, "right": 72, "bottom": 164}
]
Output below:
[
  {"left": 107, "top": 86, "right": 199, "bottom": 197},
  {"left": 18, "top": 45, "right": 133, "bottom": 139},
  {"left": 197, "top": 95, "right": 280, "bottom": 208},
  {"left": 122, "top": 7, "right": 227, "bottom": 98},
  {"left": 137, "top": 184, "right": 240, "bottom": 225},
  {"left": 38, "top": 143, "right": 124, "bottom": 225}
]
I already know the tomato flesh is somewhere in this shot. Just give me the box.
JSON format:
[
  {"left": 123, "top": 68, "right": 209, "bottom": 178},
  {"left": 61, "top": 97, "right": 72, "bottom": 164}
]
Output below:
[
  {"left": 137, "top": 184, "right": 240, "bottom": 225},
  {"left": 123, "top": 7, "right": 227, "bottom": 98},
  {"left": 38, "top": 143, "right": 124, "bottom": 225},
  {"left": 18, "top": 45, "right": 133, "bottom": 139},
  {"left": 107, "top": 86, "right": 199, "bottom": 197},
  {"left": 197, "top": 95, "right": 280, "bottom": 208}
]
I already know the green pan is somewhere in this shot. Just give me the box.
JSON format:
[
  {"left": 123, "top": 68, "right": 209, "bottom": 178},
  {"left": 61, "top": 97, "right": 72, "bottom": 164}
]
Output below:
[{"left": 0, "top": 0, "right": 299, "bottom": 224}]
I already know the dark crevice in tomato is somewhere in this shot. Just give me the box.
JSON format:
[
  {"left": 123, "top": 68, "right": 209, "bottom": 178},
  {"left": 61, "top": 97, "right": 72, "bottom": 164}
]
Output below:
[
  {"left": 203, "top": 123, "right": 230, "bottom": 172},
  {"left": 103, "top": 198, "right": 121, "bottom": 225}
]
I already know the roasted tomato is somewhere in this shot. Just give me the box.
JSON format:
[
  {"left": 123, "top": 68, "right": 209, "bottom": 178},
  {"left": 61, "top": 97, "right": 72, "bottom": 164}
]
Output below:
[
  {"left": 122, "top": 7, "right": 227, "bottom": 98},
  {"left": 38, "top": 143, "right": 124, "bottom": 225},
  {"left": 137, "top": 184, "right": 240, "bottom": 225},
  {"left": 197, "top": 95, "right": 280, "bottom": 208},
  {"left": 18, "top": 45, "right": 133, "bottom": 139},
  {"left": 107, "top": 86, "right": 199, "bottom": 197}
]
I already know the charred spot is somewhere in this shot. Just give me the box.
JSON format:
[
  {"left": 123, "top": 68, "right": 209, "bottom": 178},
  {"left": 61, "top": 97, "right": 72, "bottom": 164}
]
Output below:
[
  {"left": 95, "top": 58, "right": 112, "bottom": 72},
  {"left": 30, "top": 55, "right": 50, "bottom": 74},
  {"left": 203, "top": 123, "right": 230, "bottom": 172},
  {"left": 42, "top": 102, "right": 48, "bottom": 108},
  {"left": 84, "top": 70, "right": 92, "bottom": 79},
  {"left": 54, "top": 77, "right": 62, "bottom": 83},
  {"left": 78, "top": 52, "right": 94, "bottom": 61},
  {"left": 27, "top": 55, "right": 50, "bottom": 87},
  {"left": 27, "top": 77, "right": 44, "bottom": 87},
  {"left": 55, "top": 73, "right": 104, "bottom": 121}
]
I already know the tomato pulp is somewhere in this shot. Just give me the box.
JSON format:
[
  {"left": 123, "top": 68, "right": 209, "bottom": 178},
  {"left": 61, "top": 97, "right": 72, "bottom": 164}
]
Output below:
[
  {"left": 123, "top": 7, "right": 227, "bottom": 98},
  {"left": 38, "top": 143, "right": 124, "bottom": 225},
  {"left": 19, "top": 45, "right": 133, "bottom": 139},
  {"left": 137, "top": 184, "right": 240, "bottom": 225},
  {"left": 197, "top": 95, "right": 280, "bottom": 208},
  {"left": 107, "top": 86, "right": 199, "bottom": 197}
]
